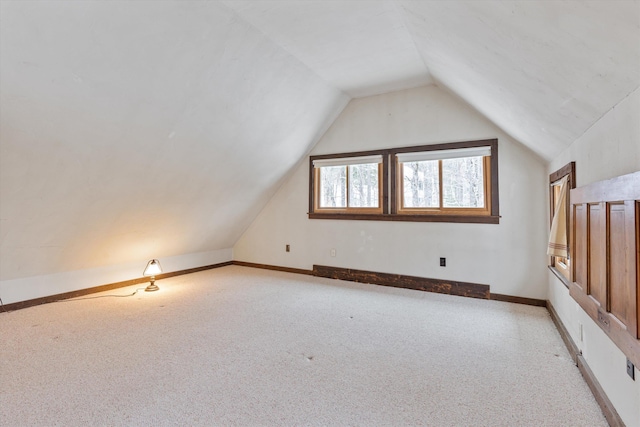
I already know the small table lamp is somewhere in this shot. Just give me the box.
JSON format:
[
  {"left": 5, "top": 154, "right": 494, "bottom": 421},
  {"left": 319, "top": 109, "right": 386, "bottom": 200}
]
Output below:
[{"left": 143, "top": 259, "right": 162, "bottom": 292}]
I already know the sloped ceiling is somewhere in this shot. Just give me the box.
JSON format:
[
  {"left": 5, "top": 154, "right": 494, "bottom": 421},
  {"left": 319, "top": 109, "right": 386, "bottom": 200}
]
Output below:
[
  {"left": 1, "top": 1, "right": 638, "bottom": 281},
  {"left": 0, "top": 1, "right": 347, "bottom": 280},
  {"left": 400, "top": 0, "right": 640, "bottom": 161},
  {"left": 226, "top": 0, "right": 640, "bottom": 159},
  {"left": 222, "top": 0, "right": 433, "bottom": 97}
]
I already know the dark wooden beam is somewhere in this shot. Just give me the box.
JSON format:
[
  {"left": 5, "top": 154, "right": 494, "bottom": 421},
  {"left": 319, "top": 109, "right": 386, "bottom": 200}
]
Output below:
[{"left": 313, "top": 264, "right": 490, "bottom": 299}]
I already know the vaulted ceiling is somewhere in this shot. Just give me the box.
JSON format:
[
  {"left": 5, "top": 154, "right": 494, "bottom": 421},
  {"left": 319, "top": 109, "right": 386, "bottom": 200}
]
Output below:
[
  {"left": 1, "top": 1, "right": 638, "bottom": 281},
  {"left": 225, "top": 0, "right": 639, "bottom": 159}
]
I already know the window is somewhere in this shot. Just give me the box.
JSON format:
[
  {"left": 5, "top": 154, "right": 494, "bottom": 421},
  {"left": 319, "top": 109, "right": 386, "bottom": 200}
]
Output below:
[
  {"left": 313, "top": 155, "right": 383, "bottom": 213},
  {"left": 309, "top": 139, "right": 499, "bottom": 224},
  {"left": 396, "top": 146, "right": 491, "bottom": 215},
  {"left": 548, "top": 162, "right": 576, "bottom": 284}
]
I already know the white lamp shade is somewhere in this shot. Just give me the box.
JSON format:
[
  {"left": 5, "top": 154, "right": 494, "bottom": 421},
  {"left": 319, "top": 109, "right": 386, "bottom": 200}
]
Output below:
[{"left": 143, "top": 259, "right": 162, "bottom": 276}]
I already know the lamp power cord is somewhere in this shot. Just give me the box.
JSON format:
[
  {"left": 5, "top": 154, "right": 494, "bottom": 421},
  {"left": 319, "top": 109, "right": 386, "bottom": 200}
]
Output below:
[{"left": 0, "top": 288, "right": 148, "bottom": 313}]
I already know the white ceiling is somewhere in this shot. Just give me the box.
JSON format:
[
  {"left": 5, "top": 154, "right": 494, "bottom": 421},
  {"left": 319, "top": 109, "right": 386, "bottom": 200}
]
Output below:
[
  {"left": 1, "top": 1, "right": 638, "bottom": 281},
  {"left": 223, "top": 0, "right": 433, "bottom": 98},
  {"left": 401, "top": 0, "right": 640, "bottom": 160},
  {"left": 224, "top": 0, "right": 640, "bottom": 160}
]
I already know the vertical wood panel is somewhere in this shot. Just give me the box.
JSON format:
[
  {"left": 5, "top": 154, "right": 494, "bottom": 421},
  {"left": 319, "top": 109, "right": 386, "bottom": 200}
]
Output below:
[
  {"left": 568, "top": 171, "right": 640, "bottom": 369},
  {"left": 574, "top": 204, "right": 588, "bottom": 291},
  {"left": 609, "top": 202, "right": 637, "bottom": 337},
  {"left": 589, "top": 203, "right": 607, "bottom": 307}
]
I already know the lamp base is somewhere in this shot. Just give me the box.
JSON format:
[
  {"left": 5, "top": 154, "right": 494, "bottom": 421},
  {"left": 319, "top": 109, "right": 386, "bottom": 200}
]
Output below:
[{"left": 145, "top": 281, "right": 159, "bottom": 292}]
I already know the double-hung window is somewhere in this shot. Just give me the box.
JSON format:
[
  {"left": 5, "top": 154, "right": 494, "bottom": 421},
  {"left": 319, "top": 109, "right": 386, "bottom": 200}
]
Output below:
[{"left": 309, "top": 139, "right": 499, "bottom": 224}]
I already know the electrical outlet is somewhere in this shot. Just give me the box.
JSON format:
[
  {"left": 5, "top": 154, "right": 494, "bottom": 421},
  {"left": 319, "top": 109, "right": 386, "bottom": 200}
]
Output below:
[
  {"left": 330, "top": 248, "right": 336, "bottom": 257},
  {"left": 286, "top": 244, "right": 290, "bottom": 252},
  {"left": 440, "top": 257, "right": 446, "bottom": 267},
  {"left": 627, "top": 358, "right": 635, "bottom": 380}
]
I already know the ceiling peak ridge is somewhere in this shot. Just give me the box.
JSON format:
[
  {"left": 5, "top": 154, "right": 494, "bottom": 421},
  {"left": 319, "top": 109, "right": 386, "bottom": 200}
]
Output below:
[
  {"left": 388, "top": 0, "right": 433, "bottom": 83},
  {"left": 218, "top": 0, "right": 350, "bottom": 101}
]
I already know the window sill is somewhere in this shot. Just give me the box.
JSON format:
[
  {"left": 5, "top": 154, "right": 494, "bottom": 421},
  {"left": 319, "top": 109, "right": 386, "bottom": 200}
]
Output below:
[
  {"left": 308, "top": 213, "right": 500, "bottom": 224},
  {"left": 548, "top": 265, "right": 571, "bottom": 289}
]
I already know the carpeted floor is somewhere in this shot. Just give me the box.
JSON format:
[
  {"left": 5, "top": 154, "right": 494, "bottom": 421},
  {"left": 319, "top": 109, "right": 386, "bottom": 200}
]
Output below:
[{"left": 1, "top": 266, "right": 607, "bottom": 426}]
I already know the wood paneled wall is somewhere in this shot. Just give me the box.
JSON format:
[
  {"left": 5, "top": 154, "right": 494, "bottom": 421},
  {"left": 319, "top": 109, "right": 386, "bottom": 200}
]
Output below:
[{"left": 569, "top": 172, "right": 640, "bottom": 367}]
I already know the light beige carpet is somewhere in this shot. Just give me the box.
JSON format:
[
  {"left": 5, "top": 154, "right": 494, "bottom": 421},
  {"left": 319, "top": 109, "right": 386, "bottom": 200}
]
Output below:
[{"left": 1, "top": 266, "right": 607, "bottom": 426}]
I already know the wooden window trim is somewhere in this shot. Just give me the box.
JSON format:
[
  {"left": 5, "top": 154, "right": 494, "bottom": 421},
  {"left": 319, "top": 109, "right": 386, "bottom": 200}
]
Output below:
[
  {"left": 307, "top": 213, "right": 500, "bottom": 224},
  {"left": 309, "top": 139, "right": 499, "bottom": 224},
  {"left": 313, "top": 163, "right": 384, "bottom": 214},
  {"left": 309, "top": 148, "right": 390, "bottom": 215},
  {"left": 549, "top": 162, "right": 576, "bottom": 286},
  {"left": 395, "top": 156, "right": 491, "bottom": 216}
]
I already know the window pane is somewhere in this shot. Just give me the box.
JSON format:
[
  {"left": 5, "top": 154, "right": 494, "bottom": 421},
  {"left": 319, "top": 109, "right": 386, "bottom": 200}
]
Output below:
[
  {"left": 402, "top": 160, "right": 439, "bottom": 208},
  {"left": 319, "top": 166, "right": 347, "bottom": 208},
  {"left": 552, "top": 178, "right": 570, "bottom": 278},
  {"left": 442, "top": 156, "right": 484, "bottom": 208},
  {"left": 348, "top": 163, "right": 379, "bottom": 208}
]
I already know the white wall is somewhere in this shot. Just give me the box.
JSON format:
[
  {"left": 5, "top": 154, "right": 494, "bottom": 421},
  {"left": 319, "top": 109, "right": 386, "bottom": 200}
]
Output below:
[
  {"left": 0, "top": 1, "right": 347, "bottom": 283},
  {"left": 548, "top": 87, "right": 640, "bottom": 427},
  {"left": 235, "top": 85, "right": 548, "bottom": 299},
  {"left": 0, "top": 248, "right": 232, "bottom": 305}
]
